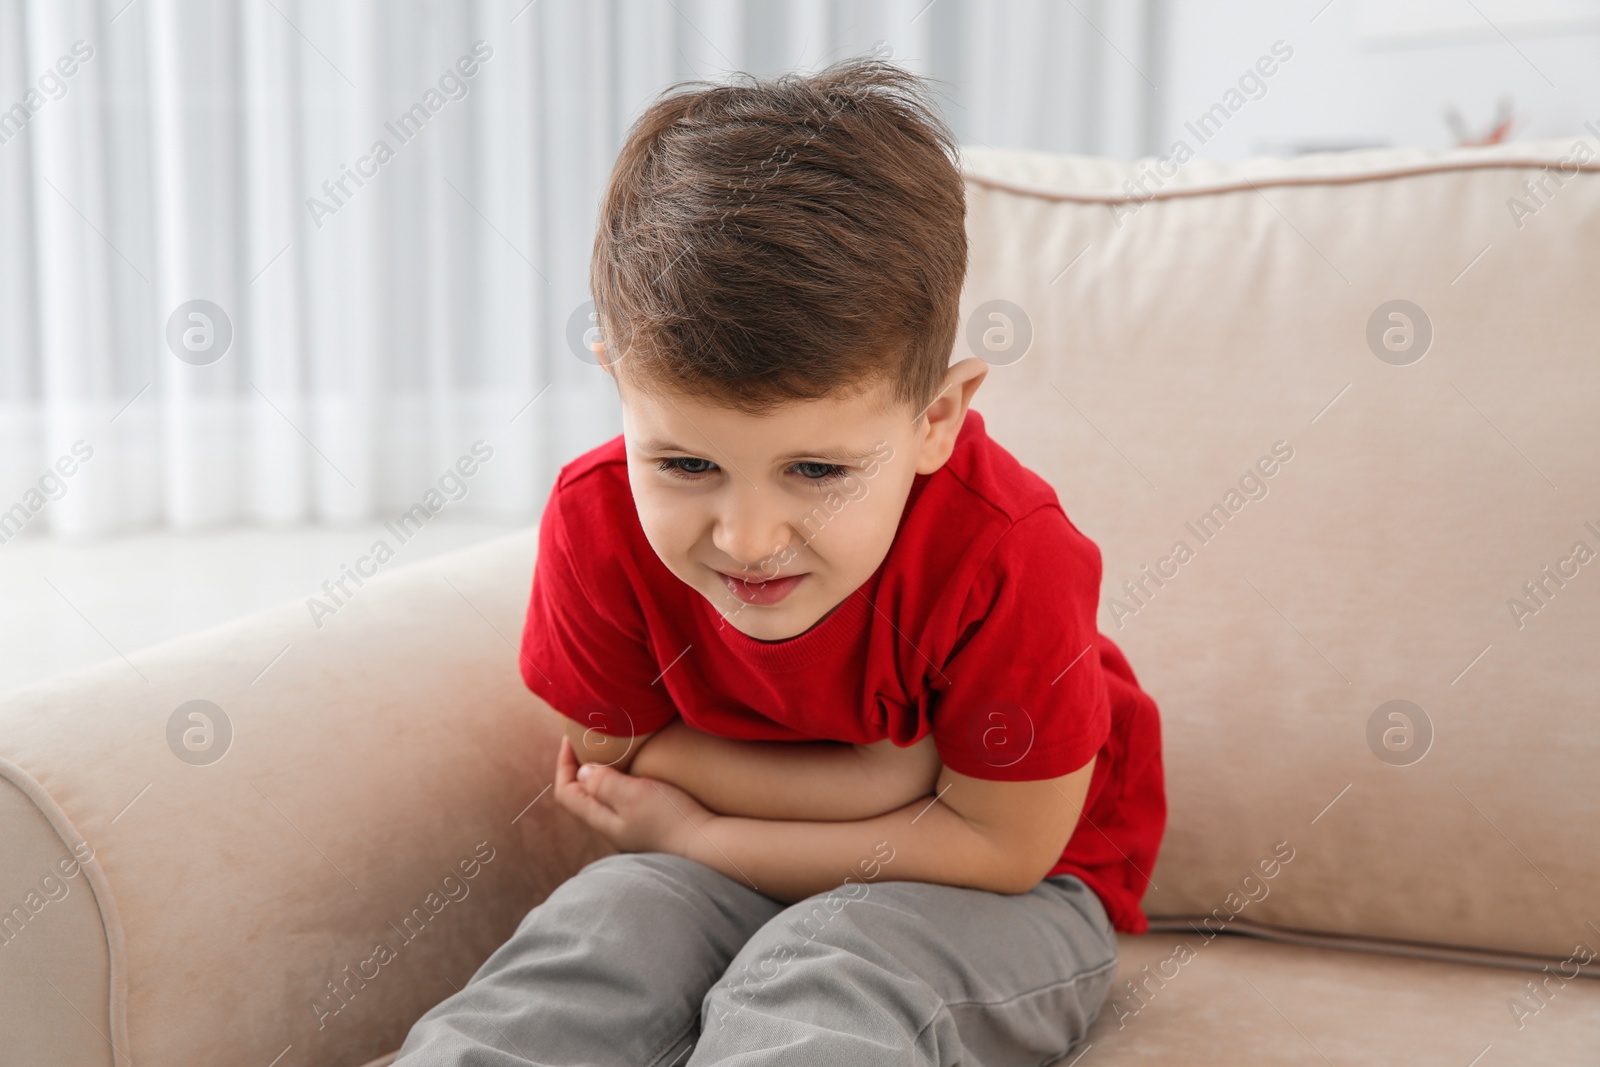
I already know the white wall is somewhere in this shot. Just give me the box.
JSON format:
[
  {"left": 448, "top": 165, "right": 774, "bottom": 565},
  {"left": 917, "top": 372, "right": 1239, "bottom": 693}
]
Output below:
[{"left": 1149, "top": 0, "right": 1600, "bottom": 160}]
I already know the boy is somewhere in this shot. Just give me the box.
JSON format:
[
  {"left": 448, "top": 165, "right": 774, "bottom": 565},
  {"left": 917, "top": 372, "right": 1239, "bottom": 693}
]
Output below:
[{"left": 394, "top": 56, "right": 1164, "bottom": 1066}]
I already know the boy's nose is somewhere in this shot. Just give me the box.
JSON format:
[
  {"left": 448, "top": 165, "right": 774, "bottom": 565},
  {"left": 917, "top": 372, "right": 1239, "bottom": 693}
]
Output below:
[{"left": 712, "top": 507, "right": 793, "bottom": 574}]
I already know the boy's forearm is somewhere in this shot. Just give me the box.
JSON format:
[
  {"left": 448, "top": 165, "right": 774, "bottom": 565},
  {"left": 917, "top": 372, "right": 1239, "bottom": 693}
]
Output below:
[
  {"left": 682, "top": 795, "right": 1024, "bottom": 904},
  {"left": 629, "top": 720, "right": 910, "bottom": 821}
]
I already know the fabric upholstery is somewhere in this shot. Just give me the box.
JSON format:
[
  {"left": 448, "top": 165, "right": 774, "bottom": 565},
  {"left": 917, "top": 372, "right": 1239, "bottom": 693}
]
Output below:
[
  {"left": 0, "top": 530, "right": 609, "bottom": 1067},
  {"left": 1, "top": 139, "right": 1595, "bottom": 1064},
  {"left": 0, "top": 769, "right": 117, "bottom": 1067},
  {"left": 961, "top": 139, "right": 1600, "bottom": 963},
  {"left": 1079, "top": 931, "right": 1600, "bottom": 1065}
]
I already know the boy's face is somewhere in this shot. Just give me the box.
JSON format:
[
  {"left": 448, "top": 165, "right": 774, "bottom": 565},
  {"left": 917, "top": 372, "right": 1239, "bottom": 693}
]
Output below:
[{"left": 613, "top": 361, "right": 985, "bottom": 642}]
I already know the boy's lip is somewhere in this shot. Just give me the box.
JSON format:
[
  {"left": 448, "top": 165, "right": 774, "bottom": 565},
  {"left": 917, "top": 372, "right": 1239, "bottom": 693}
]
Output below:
[
  {"left": 715, "top": 569, "right": 807, "bottom": 606},
  {"left": 714, "top": 568, "right": 801, "bottom": 586}
]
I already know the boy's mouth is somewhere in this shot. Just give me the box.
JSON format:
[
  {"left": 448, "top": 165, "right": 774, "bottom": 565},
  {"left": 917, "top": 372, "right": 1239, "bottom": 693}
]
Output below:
[{"left": 716, "top": 570, "right": 806, "bottom": 606}]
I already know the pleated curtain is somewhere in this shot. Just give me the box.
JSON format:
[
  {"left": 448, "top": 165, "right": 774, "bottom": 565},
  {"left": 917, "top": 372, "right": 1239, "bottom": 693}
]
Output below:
[{"left": 0, "top": 0, "right": 1155, "bottom": 538}]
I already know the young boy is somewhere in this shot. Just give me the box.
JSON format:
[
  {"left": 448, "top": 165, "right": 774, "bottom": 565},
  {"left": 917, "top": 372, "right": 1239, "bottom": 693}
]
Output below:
[{"left": 393, "top": 57, "right": 1164, "bottom": 1067}]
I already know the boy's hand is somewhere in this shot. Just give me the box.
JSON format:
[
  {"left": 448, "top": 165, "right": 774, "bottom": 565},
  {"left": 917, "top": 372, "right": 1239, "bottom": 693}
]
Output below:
[{"left": 553, "top": 735, "right": 714, "bottom": 856}]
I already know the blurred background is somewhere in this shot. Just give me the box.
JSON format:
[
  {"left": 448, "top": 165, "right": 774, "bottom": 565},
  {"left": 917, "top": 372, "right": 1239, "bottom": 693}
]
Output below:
[{"left": 2, "top": 0, "right": 1599, "bottom": 690}]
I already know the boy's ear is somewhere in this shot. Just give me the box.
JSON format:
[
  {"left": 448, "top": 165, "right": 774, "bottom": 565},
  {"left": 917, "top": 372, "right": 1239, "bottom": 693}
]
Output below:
[
  {"left": 914, "top": 357, "right": 987, "bottom": 475},
  {"left": 594, "top": 340, "right": 616, "bottom": 379}
]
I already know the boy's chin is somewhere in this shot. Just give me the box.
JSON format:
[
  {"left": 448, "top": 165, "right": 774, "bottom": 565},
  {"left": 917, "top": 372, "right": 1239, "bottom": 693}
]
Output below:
[{"left": 714, "top": 601, "right": 818, "bottom": 642}]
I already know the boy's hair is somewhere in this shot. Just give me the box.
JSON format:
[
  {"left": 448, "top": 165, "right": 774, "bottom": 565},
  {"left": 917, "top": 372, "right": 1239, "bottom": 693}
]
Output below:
[{"left": 590, "top": 56, "right": 967, "bottom": 415}]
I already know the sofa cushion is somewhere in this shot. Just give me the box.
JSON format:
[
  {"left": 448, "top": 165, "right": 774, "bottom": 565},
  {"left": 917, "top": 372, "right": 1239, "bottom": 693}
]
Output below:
[
  {"left": 960, "top": 140, "right": 1600, "bottom": 964},
  {"left": 1077, "top": 931, "right": 1600, "bottom": 1065}
]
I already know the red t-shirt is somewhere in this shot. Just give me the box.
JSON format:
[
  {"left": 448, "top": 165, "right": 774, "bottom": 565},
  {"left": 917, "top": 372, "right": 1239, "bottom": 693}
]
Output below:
[{"left": 519, "top": 409, "right": 1166, "bottom": 933}]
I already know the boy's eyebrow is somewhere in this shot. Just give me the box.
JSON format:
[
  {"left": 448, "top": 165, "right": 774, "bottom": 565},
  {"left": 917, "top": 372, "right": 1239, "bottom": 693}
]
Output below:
[{"left": 637, "top": 439, "right": 879, "bottom": 462}]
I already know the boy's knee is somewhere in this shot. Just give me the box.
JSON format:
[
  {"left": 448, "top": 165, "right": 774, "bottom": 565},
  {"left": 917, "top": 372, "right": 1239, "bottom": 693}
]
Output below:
[
  {"left": 707, "top": 885, "right": 929, "bottom": 1026},
  {"left": 709, "top": 890, "right": 857, "bottom": 979}
]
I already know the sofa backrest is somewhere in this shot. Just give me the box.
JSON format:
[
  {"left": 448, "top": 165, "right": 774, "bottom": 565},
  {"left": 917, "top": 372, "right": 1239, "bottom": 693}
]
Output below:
[{"left": 960, "top": 140, "right": 1600, "bottom": 965}]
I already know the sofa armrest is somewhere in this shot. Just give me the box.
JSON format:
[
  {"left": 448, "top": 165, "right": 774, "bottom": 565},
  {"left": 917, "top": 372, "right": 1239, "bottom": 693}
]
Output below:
[{"left": 0, "top": 527, "right": 612, "bottom": 1067}]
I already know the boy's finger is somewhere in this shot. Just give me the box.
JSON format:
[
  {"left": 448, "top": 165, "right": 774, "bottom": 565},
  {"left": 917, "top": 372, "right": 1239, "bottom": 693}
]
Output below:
[
  {"left": 552, "top": 764, "right": 589, "bottom": 815},
  {"left": 553, "top": 788, "right": 587, "bottom": 829},
  {"left": 579, "top": 764, "right": 614, "bottom": 806},
  {"left": 557, "top": 734, "right": 580, "bottom": 779},
  {"left": 556, "top": 747, "right": 629, "bottom": 824},
  {"left": 555, "top": 774, "right": 624, "bottom": 837},
  {"left": 581, "top": 763, "right": 636, "bottom": 811}
]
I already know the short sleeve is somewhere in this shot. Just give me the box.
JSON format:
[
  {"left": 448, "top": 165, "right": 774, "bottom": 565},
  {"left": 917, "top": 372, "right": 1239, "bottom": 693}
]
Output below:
[
  {"left": 930, "top": 506, "right": 1111, "bottom": 782},
  {"left": 519, "top": 482, "right": 679, "bottom": 738}
]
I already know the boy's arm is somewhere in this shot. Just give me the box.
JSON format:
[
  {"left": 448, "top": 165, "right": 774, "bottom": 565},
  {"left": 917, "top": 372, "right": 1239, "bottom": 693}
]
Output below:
[
  {"left": 679, "top": 757, "right": 1095, "bottom": 902},
  {"left": 558, "top": 739, "right": 1094, "bottom": 903},
  {"left": 564, "top": 712, "right": 941, "bottom": 822}
]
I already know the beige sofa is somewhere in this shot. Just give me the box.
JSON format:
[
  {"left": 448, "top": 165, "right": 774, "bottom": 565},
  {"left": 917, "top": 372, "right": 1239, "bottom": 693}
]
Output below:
[{"left": 3, "top": 140, "right": 1598, "bottom": 1066}]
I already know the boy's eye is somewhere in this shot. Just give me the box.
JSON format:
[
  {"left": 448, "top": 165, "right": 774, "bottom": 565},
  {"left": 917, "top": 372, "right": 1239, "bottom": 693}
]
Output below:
[
  {"left": 655, "top": 456, "right": 846, "bottom": 483},
  {"left": 791, "top": 461, "right": 846, "bottom": 482},
  {"left": 658, "top": 456, "right": 718, "bottom": 478}
]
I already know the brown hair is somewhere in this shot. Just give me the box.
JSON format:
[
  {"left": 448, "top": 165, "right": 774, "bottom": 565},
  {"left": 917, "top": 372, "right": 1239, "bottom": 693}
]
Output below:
[{"left": 590, "top": 55, "right": 967, "bottom": 415}]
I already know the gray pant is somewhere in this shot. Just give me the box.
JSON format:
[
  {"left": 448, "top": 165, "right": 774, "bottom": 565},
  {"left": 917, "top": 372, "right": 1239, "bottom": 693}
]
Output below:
[{"left": 393, "top": 852, "right": 1118, "bottom": 1067}]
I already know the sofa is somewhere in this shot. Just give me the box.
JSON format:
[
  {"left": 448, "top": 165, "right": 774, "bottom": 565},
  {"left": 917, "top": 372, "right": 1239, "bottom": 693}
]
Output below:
[{"left": 3, "top": 139, "right": 1597, "bottom": 1066}]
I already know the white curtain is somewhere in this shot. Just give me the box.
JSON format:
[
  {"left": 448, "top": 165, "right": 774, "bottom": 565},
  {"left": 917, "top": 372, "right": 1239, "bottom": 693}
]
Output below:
[{"left": 0, "top": 0, "right": 1156, "bottom": 538}]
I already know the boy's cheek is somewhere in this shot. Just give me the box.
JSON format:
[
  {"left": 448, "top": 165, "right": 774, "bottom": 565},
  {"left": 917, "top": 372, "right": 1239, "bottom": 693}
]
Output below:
[{"left": 801, "top": 494, "right": 898, "bottom": 562}]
